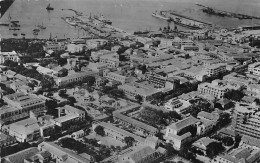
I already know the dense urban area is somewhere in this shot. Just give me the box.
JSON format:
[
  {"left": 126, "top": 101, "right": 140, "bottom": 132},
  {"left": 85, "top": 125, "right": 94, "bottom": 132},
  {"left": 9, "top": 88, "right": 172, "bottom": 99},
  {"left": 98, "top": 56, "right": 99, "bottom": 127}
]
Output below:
[{"left": 1, "top": 1, "right": 260, "bottom": 163}]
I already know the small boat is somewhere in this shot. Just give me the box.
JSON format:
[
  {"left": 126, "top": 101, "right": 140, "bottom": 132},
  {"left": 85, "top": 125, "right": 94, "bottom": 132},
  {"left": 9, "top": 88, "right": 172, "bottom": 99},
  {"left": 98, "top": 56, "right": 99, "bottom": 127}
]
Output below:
[
  {"left": 13, "top": 33, "right": 18, "bottom": 36},
  {"left": 9, "top": 27, "right": 20, "bottom": 30},
  {"left": 33, "top": 31, "right": 38, "bottom": 35},
  {"left": 46, "top": 3, "right": 54, "bottom": 10},
  {"left": 21, "top": 33, "right": 26, "bottom": 36},
  {"left": 33, "top": 27, "right": 40, "bottom": 32}
]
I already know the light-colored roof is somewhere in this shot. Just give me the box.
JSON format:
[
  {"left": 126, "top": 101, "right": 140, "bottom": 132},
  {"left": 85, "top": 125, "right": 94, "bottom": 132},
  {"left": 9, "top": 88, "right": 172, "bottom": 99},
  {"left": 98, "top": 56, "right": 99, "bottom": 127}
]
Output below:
[
  {"left": 38, "top": 142, "right": 91, "bottom": 163},
  {"left": 168, "top": 116, "right": 199, "bottom": 132},
  {"left": 113, "top": 112, "right": 158, "bottom": 133},
  {"left": 99, "top": 122, "right": 145, "bottom": 143},
  {"left": 53, "top": 114, "right": 78, "bottom": 123},
  {"left": 124, "top": 146, "right": 155, "bottom": 163},
  {"left": 197, "top": 111, "right": 220, "bottom": 122},
  {"left": 3, "top": 147, "right": 39, "bottom": 163},
  {"left": 192, "top": 137, "right": 216, "bottom": 150},
  {"left": 241, "top": 135, "right": 260, "bottom": 148}
]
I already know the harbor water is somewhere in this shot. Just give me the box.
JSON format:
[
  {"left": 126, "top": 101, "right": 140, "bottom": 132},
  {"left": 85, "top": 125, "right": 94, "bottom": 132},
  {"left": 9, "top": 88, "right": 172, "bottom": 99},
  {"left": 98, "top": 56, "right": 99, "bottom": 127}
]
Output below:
[{"left": 1, "top": 0, "right": 260, "bottom": 39}]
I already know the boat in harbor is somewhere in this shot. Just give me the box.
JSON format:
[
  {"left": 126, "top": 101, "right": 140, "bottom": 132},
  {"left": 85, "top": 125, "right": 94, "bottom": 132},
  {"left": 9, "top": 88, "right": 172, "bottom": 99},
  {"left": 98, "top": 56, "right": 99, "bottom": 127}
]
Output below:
[
  {"left": 94, "top": 15, "right": 112, "bottom": 25},
  {"left": 21, "top": 33, "right": 26, "bottom": 36},
  {"left": 13, "top": 33, "right": 18, "bottom": 36},
  {"left": 46, "top": 3, "right": 54, "bottom": 11},
  {"left": 33, "top": 28, "right": 40, "bottom": 32},
  {"left": 152, "top": 11, "right": 170, "bottom": 21}
]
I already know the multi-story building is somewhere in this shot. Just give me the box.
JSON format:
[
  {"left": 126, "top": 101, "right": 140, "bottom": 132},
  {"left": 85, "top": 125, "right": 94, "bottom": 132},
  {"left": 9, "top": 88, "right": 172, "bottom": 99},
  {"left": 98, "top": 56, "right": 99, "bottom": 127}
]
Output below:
[
  {"left": 198, "top": 79, "right": 241, "bottom": 99},
  {"left": 232, "top": 103, "right": 260, "bottom": 139},
  {"left": 203, "top": 63, "right": 226, "bottom": 77},
  {"left": 5, "top": 117, "right": 54, "bottom": 142},
  {"left": 99, "top": 53, "right": 120, "bottom": 68},
  {"left": 0, "top": 50, "right": 20, "bottom": 64},
  {"left": 164, "top": 116, "right": 200, "bottom": 150},
  {"left": 43, "top": 41, "right": 66, "bottom": 51},
  {"left": 55, "top": 71, "right": 96, "bottom": 87},
  {"left": 104, "top": 71, "right": 132, "bottom": 84},
  {"left": 248, "top": 62, "right": 260, "bottom": 76},
  {"left": 148, "top": 74, "right": 175, "bottom": 89},
  {"left": 1, "top": 93, "right": 45, "bottom": 123},
  {"left": 51, "top": 105, "right": 85, "bottom": 127}
]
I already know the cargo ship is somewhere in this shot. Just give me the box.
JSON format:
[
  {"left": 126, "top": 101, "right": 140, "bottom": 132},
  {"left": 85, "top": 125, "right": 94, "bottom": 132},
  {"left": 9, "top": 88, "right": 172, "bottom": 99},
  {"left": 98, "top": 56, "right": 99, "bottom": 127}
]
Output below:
[{"left": 152, "top": 11, "right": 170, "bottom": 21}]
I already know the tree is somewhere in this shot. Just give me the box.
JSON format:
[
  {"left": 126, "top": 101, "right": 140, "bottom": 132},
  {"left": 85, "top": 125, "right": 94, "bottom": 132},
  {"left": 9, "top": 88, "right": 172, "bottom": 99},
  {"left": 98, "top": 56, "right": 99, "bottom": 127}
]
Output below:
[
  {"left": 59, "top": 89, "right": 67, "bottom": 98},
  {"left": 222, "top": 136, "right": 234, "bottom": 146},
  {"left": 206, "top": 142, "right": 224, "bottom": 158},
  {"left": 164, "top": 143, "right": 176, "bottom": 156},
  {"left": 224, "top": 89, "right": 244, "bottom": 102},
  {"left": 94, "top": 125, "right": 105, "bottom": 136},
  {"left": 135, "top": 95, "right": 143, "bottom": 103},
  {"left": 45, "top": 100, "right": 58, "bottom": 117},
  {"left": 124, "top": 136, "right": 135, "bottom": 147},
  {"left": 84, "top": 76, "right": 96, "bottom": 87},
  {"left": 109, "top": 89, "right": 125, "bottom": 99},
  {"left": 58, "top": 68, "right": 68, "bottom": 77},
  {"left": 255, "top": 98, "right": 260, "bottom": 106},
  {"left": 67, "top": 96, "right": 76, "bottom": 106}
]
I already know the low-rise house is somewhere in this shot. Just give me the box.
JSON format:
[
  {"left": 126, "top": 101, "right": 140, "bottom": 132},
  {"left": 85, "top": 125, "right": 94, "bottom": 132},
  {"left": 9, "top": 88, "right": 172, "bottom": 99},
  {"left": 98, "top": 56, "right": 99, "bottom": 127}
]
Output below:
[
  {"left": 71, "top": 130, "right": 85, "bottom": 139},
  {"left": 2, "top": 147, "right": 40, "bottom": 163},
  {"left": 213, "top": 147, "right": 260, "bottom": 163},
  {"left": 113, "top": 104, "right": 159, "bottom": 136},
  {"left": 93, "top": 122, "right": 146, "bottom": 146},
  {"left": 118, "top": 82, "right": 162, "bottom": 101},
  {"left": 192, "top": 137, "right": 217, "bottom": 155},
  {"left": 0, "top": 132, "right": 16, "bottom": 148},
  {"left": 38, "top": 142, "right": 93, "bottom": 163},
  {"left": 119, "top": 145, "right": 165, "bottom": 163}
]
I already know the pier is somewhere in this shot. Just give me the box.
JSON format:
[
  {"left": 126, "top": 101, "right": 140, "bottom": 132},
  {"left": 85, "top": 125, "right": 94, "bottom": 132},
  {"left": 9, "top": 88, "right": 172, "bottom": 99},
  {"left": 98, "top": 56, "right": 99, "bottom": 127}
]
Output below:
[{"left": 196, "top": 3, "right": 260, "bottom": 20}]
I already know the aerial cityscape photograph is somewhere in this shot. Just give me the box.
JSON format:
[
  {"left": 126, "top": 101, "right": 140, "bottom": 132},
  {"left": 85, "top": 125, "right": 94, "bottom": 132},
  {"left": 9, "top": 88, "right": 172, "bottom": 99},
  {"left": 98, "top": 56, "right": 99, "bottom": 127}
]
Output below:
[{"left": 1, "top": 0, "right": 260, "bottom": 162}]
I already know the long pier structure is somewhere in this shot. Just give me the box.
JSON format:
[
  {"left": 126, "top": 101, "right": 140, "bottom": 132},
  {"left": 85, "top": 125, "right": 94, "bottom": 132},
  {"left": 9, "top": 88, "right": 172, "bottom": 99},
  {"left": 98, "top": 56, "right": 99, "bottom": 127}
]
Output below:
[{"left": 196, "top": 3, "right": 260, "bottom": 20}]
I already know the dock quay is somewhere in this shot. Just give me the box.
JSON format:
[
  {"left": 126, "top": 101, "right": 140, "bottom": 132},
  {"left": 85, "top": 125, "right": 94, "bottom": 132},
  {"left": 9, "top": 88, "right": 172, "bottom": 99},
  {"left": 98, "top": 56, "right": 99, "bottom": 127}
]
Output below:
[{"left": 196, "top": 3, "right": 260, "bottom": 20}]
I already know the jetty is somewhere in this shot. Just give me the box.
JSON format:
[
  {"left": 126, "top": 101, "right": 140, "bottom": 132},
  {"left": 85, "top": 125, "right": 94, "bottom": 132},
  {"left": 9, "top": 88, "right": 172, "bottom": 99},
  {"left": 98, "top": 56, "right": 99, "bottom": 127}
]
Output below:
[{"left": 196, "top": 3, "right": 260, "bottom": 20}]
